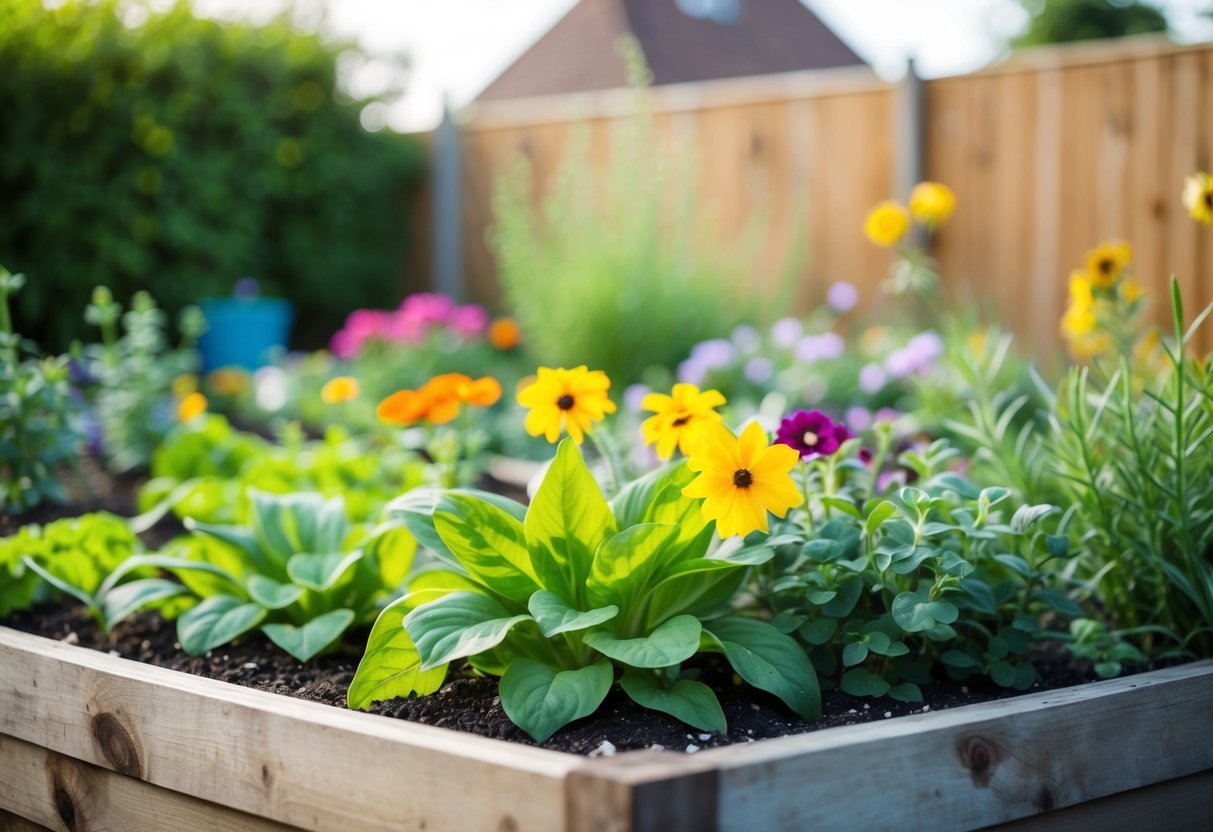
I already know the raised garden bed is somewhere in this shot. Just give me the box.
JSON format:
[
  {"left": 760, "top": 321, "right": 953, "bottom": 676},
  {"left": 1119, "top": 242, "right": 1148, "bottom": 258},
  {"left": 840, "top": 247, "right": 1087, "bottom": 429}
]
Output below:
[{"left": 1, "top": 625, "right": 1210, "bottom": 832}]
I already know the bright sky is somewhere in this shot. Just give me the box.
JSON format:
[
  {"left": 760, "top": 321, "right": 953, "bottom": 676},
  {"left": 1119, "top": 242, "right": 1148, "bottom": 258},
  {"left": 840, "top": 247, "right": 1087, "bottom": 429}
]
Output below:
[{"left": 192, "top": 0, "right": 1213, "bottom": 132}]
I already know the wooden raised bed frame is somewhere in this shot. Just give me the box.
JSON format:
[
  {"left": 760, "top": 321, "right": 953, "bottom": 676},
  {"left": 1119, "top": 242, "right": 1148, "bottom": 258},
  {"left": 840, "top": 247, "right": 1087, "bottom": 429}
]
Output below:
[{"left": 0, "top": 626, "right": 1210, "bottom": 832}]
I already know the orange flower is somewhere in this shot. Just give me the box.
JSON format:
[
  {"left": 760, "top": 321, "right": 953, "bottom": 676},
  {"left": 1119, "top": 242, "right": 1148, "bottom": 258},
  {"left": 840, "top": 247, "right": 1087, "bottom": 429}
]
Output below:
[
  {"left": 178, "top": 392, "right": 208, "bottom": 422},
  {"left": 377, "top": 373, "right": 502, "bottom": 426},
  {"left": 488, "top": 318, "right": 521, "bottom": 350}
]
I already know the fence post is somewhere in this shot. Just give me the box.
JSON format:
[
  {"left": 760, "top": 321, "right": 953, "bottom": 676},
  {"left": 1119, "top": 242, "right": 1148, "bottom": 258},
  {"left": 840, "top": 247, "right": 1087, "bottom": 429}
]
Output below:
[
  {"left": 431, "top": 96, "right": 463, "bottom": 300},
  {"left": 895, "top": 58, "right": 927, "bottom": 248}
]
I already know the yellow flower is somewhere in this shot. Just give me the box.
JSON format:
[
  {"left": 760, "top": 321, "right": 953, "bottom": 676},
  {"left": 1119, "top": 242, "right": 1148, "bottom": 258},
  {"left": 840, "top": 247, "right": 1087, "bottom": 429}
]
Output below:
[
  {"left": 178, "top": 392, "right": 208, "bottom": 422},
  {"left": 208, "top": 368, "right": 250, "bottom": 397},
  {"left": 640, "top": 383, "right": 726, "bottom": 460},
  {"left": 908, "top": 181, "right": 956, "bottom": 229},
  {"left": 1069, "top": 270, "right": 1093, "bottom": 306},
  {"left": 1084, "top": 240, "right": 1132, "bottom": 289},
  {"left": 1069, "top": 332, "right": 1112, "bottom": 361},
  {"left": 1182, "top": 171, "right": 1213, "bottom": 224},
  {"left": 1120, "top": 278, "right": 1145, "bottom": 303},
  {"left": 171, "top": 373, "right": 198, "bottom": 398},
  {"left": 682, "top": 421, "right": 802, "bottom": 539},
  {"left": 1061, "top": 302, "right": 1096, "bottom": 339},
  {"left": 517, "top": 366, "right": 616, "bottom": 444},
  {"left": 863, "top": 200, "right": 910, "bottom": 248},
  {"left": 321, "top": 376, "right": 361, "bottom": 405}
]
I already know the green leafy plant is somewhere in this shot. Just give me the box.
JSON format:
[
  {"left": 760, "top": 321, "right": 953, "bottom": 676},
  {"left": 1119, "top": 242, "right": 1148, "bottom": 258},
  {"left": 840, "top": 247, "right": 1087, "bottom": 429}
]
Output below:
[
  {"left": 109, "top": 490, "right": 416, "bottom": 661},
  {"left": 750, "top": 437, "right": 1081, "bottom": 700},
  {"left": 0, "top": 265, "right": 83, "bottom": 512},
  {"left": 349, "top": 440, "right": 820, "bottom": 743},
  {"left": 2, "top": 512, "right": 144, "bottom": 622},
  {"left": 489, "top": 39, "right": 788, "bottom": 386},
  {"left": 136, "top": 415, "right": 427, "bottom": 525},
  {"left": 80, "top": 287, "right": 205, "bottom": 473}
]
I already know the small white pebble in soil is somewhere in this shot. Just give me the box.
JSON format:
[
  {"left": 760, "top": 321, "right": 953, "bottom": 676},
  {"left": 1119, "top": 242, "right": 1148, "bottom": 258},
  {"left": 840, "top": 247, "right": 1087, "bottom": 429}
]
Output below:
[
  {"left": 173, "top": 642, "right": 182, "bottom": 650},
  {"left": 846, "top": 708, "right": 857, "bottom": 714},
  {"left": 863, "top": 704, "right": 870, "bottom": 710},
  {"left": 697, "top": 733, "right": 712, "bottom": 741},
  {"left": 63, "top": 632, "right": 79, "bottom": 645},
  {"left": 746, "top": 729, "right": 753, "bottom": 735},
  {"left": 961, "top": 686, "right": 969, "bottom": 694},
  {"left": 750, "top": 703, "right": 761, "bottom": 711},
  {"left": 686, "top": 744, "right": 701, "bottom": 753},
  {"left": 884, "top": 711, "right": 892, "bottom": 718},
  {"left": 108, "top": 649, "right": 121, "bottom": 657},
  {"left": 140, "top": 639, "right": 151, "bottom": 650},
  {"left": 648, "top": 744, "right": 665, "bottom": 751},
  {"left": 242, "top": 662, "right": 257, "bottom": 670},
  {"left": 588, "top": 740, "right": 617, "bottom": 758},
  {"left": 922, "top": 705, "right": 931, "bottom": 712},
  {"left": 222, "top": 655, "right": 229, "bottom": 662}
]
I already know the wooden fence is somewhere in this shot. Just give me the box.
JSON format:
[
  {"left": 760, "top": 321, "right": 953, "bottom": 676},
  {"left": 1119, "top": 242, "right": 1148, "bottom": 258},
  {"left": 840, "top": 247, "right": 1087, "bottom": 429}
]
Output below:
[{"left": 435, "top": 35, "right": 1213, "bottom": 353}]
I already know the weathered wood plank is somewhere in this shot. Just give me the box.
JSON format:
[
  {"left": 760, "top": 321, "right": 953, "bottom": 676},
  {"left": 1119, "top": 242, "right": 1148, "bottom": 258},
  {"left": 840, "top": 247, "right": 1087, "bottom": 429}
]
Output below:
[
  {"left": 0, "top": 627, "right": 578, "bottom": 832},
  {"left": 0, "top": 733, "right": 296, "bottom": 832},
  {"left": 706, "top": 661, "right": 1213, "bottom": 832},
  {"left": 0, "top": 808, "right": 53, "bottom": 832},
  {"left": 566, "top": 751, "right": 718, "bottom": 832},
  {"left": 983, "top": 768, "right": 1213, "bottom": 831}
]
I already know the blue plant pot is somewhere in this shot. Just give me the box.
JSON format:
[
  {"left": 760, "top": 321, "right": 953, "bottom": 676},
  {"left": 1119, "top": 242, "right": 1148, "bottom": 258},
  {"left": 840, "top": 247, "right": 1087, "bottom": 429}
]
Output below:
[{"left": 198, "top": 298, "right": 294, "bottom": 372}]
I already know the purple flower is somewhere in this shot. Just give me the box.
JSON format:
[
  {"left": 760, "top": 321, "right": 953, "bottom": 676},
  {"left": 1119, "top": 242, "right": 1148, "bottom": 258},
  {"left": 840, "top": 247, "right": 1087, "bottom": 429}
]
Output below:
[
  {"left": 770, "top": 317, "right": 803, "bottom": 349},
  {"left": 826, "top": 281, "right": 859, "bottom": 313},
  {"left": 731, "top": 325, "right": 761, "bottom": 353},
  {"left": 858, "top": 363, "right": 887, "bottom": 394},
  {"left": 624, "top": 383, "right": 650, "bottom": 412},
  {"left": 776, "top": 409, "right": 853, "bottom": 458},
  {"left": 678, "top": 358, "right": 707, "bottom": 385},
  {"left": 845, "top": 405, "right": 872, "bottom": 432},
  {"left": 794, "top": 333, "right": 845, "bottom": 363},
  {"left": 744, "top": 357, "right": 773, "bottom": 383},
  {"left": 874, "top": 407, "right": 901, "bottom": 424},
  {"left": 691, "top": 339, "right": 735, "bottom": 369}
]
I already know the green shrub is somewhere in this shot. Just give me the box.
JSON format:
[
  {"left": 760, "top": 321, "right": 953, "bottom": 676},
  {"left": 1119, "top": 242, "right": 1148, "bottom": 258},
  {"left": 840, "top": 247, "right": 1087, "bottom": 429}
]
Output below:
[{"left": 0, "top": 0, "right": 425, "bottom": 350}]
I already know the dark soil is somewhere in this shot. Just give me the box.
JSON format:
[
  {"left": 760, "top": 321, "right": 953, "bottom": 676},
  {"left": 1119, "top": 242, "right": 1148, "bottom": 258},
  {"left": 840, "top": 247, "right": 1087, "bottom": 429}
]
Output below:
[{"left": 4, "top": 600, "right": 1110, "bottom": 757}]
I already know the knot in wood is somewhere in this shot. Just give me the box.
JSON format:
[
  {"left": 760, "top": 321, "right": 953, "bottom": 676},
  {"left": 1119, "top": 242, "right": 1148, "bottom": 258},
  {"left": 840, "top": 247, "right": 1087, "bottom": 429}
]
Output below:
[
  {"left": 52, "top": 781, "right": 78, "bottom": 832},
  {"left": 92, "top": 711, "right": 142, "bottom": 777},
  {"left": 958, "top": 736, "right": 1000, "bottom": 787}
]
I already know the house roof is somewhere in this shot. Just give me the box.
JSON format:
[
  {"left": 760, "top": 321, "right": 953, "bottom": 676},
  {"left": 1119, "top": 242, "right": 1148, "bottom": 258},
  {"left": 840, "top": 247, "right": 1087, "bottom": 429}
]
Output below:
[{"left": 476, "top": 0, "right": 864, "bottom": 102}]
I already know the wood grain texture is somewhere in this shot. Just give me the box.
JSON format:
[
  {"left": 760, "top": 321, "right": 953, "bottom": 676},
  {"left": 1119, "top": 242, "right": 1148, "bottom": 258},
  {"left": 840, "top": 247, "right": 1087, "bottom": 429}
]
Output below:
[
  {"left": 566, "top": 751, "right": 718, "bottom": 832},
  {"left": 981, "top": 768, "right": 1213, "bottom": 831},
  {"left": 704, "top": 660, "right": 1213, "bottom": 832},
  {"left": 0, "top": 627, "right": 578, "bottom": 832},
  {"left": 0, "top": 809, "right": 54, "bottom": 832},
  {"left": 0, "top": 734, "right": 297, "bottom": 832}
]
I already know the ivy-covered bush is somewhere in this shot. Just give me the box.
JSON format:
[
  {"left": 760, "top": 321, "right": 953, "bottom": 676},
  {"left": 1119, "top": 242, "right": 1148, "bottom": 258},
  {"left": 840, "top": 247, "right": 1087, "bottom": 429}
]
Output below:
[{"left": 0, "top": 0, "right": 425, "bottom": 350}]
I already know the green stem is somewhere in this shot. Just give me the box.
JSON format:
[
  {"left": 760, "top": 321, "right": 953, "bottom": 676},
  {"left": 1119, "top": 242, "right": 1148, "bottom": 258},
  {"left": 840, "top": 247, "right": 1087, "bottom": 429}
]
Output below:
[{"left": 798, "top": 460, "right": 815, "bottom": 534}]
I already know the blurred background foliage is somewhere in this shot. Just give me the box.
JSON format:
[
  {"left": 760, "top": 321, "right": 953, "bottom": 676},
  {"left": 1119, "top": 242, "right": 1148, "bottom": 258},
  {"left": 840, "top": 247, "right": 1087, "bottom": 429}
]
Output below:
[
  {"left": 1015, "top": 0, "right": 1169, "bottom": 46},
  {"left": 0, "top": 0, "right": 426, "bottom": 350}
]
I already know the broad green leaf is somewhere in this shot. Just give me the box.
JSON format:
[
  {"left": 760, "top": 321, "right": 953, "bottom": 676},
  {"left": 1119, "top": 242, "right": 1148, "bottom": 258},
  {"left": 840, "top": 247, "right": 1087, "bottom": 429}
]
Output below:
[
  {"left": 21, "top": 557, "right": 97, "bottom": 609},
  {"left": 499, "top": 657, "right": 613, "bottom": 743},
  {"left": 262, "top": 609, "right": 355, "bottom": 662},
  {"left": 97, "top": 553, "right": 238, "bottom": 598},
  {"left": 528, "top": 590, "right": 618, "bottom": 637},
  {"left": 620, "top": 669, "right": 726, "bottom": 734},
  {"left": 405, "top": 591, "right": 532, "bottom": 669},
  {"left": 524, "top": 439, "right": 615, "bottom": 602},
  {"left": 842, "top": 641, "right": 869, "bottom": 667},
  {"left": 863, "top": 501, "right": 899, "bottom": 539},
  {"left": 840, "top": 668, "right": 890, "bottom": 697},
  {"left": 386, "top": 488, "right": 527, "bottom": 564},
  {"left": 993, "top": 553, "right": 1035, "bottom": 578},
  {"left": 645, "top": 558, "right": 746, "bottom": 625},
  {"left": 821, "top": 575, "right": 864, "bottom": 618},
  {"left": 1036, "top": 590, "right": 1084, "bottom": 618},
  {"left": 706, "top": 617, "right": 821, "bottom": 720},
  {"left": 185, "top": 519, "right": 268, "bottom": 573},
  {"left": 246, "top": 575, "right": 304, "bottom": 610},
  {"left": 368, "top": 526, "right": 417, "bottom": 590},
  {"left": 177, "top": 595, "right": 266, "bottom": 655},
  {"left": 101, "top": 578, "right": 190, "bottom": 631},
  {"left": 610, "top": 461, "right": 708, "bottom": 550},
  {"left": 586, "top": 523, "right": 680, "bottom": 609},
  {"left": 889, "top": 682, "right": 923, "bottom": 702},
  {"left": 583, "top": 615, "right": 701, "bottom": 668},
  {"left": 433, "top": 493, "right": 538, "bottom": 605},
  {"left": 799, "top": 617, "right": 837, "bottom": 645},
  {"left": 348, "top": 599, "right": 447, "bottom": 710},
  {"left": 408, "top": 568, "right": 483, "bottom": 596},
  {"left": 891, "top": 590, "right": 960, "bottom": 633},
  {"left": 287, "top": 551, "right": 363, "bottom": 592}
]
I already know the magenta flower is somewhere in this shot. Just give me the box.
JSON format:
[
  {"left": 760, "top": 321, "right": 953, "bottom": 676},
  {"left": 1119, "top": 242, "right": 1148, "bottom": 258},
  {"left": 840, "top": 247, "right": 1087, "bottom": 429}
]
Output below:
[
  {"left": 776, "top": 409, "right": 853, "bottom": 458},
  {"left": 449, "top": 304, "right": 489, "bottom": 336}
]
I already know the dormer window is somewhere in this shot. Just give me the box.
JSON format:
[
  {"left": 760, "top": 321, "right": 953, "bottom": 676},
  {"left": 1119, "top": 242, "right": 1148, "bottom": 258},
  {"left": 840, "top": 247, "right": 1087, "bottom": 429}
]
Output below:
[{"left": 676, "top": 0, "right": 741, "bottom": 24}]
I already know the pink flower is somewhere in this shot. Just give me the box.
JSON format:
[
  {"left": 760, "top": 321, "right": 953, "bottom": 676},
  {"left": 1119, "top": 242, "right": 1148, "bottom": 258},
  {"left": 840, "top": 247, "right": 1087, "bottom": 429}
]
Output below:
[{"left": 449, "top": 304, "right": 489, "bottom": 336}]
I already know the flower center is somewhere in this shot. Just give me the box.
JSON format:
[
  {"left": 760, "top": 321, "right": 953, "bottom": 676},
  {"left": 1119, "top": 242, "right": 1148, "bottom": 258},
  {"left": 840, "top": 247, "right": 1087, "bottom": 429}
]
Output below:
[
  {"left": 802, "top": 430, "right": 819, "bottom": 447},
  {"left": 556, "top": 394, "right": 575, "bottom": 410},
  {"left": 732, "top": 468, "right": 753, "bottom": 488},
  {"left": 1205, "top": 191, "right": 1213, "bottom": 209},
  {"left": 1098, "top": 257, "right": 1113, "bottom": 275},
  {"left": 672, "top": 414, "right": 691, "bottom": 427}
]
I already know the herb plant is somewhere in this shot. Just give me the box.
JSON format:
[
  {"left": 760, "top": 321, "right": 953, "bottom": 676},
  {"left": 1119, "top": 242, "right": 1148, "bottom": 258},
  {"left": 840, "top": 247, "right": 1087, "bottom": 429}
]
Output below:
[
  {"left": 0, "top": 265, "right": 83, "bottom": 513},
  {"left": 350, "top": 440, "right": 820, "bottom": 742}
]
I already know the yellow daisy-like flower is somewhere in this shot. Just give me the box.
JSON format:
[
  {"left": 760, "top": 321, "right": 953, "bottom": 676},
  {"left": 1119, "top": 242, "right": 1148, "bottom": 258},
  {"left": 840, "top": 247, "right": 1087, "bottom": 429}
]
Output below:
[
  {"left": 321, "top": 376, "right": 361, "bottom": 405},
  {"left": 517, "top": 366, "right": 616, "bottom": 445},
  {"left": 908, "top": 181, "right": 956, "bottom": 229},
  {"left": 1120, "top": 278, "right": 1145, "bottom": 303},
  {"left": 1182, "top": 171, "right": 1213, "bottom": 224},
  {"left": 1061, "top": 301, "right": 1096, "bottom": 340},
  {"left": 1069, "top": 270, "right": 1093, "bottom": 306},
  {"left": 178, "top": 392, "right": 208, "bottom": 423},
  {"left": 682, "top": 421, "right": 802, "bottom": 539},
  {"left": 863, "top": 200, "right": 910, "bottom": 248},
  {"left": 1084, "top": 240, "right": 1132, "bottom": 289},
  {"left": 1069, "top": 332, "right": 1112, "bottom": 361},
  {"left": 640, "top": 383, "right": 726, "bottom": 460}
]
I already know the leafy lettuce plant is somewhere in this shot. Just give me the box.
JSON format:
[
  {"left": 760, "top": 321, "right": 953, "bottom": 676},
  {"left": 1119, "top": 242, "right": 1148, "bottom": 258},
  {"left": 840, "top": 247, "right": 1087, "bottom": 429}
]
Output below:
[
  {"left": 349, "top": 439, "right": 820, "bottom": 743},
  {"left": 106, "top": 490, "right": 416, "bottom": 661},
  {"left": 749, "top": 437, "right": 1081, "bottom": 700}
]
